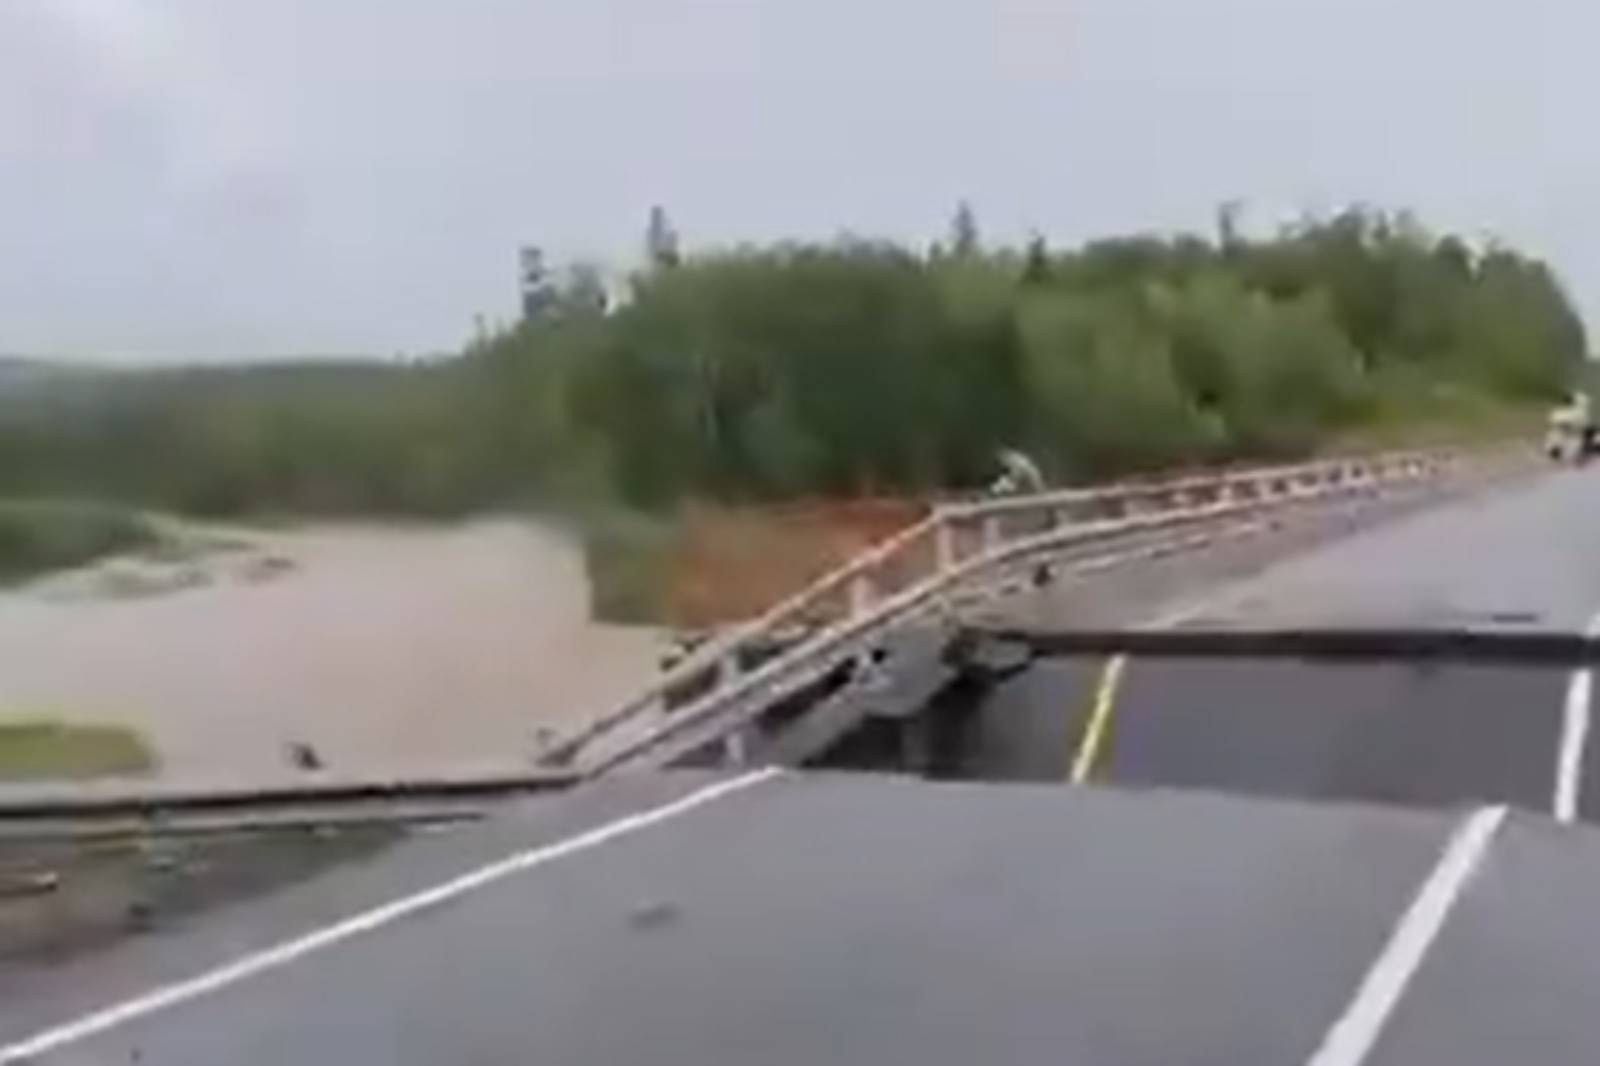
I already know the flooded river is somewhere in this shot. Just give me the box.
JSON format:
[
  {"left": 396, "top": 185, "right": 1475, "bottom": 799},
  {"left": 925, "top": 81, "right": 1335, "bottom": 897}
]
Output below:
[{"left": 0, "top": 520, "right": 660, "bottom": 784}]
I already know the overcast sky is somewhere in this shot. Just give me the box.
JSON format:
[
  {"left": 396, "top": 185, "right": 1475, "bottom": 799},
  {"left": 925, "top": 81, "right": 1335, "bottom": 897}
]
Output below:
[{"left": 2, "top": 0, "right": 1595, "bottom": 360}]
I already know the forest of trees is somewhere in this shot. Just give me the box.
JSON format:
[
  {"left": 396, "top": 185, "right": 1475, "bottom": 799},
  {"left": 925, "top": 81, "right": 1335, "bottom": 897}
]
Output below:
[
  {"left": 472, "top": 205, "right": 1585, "bottom": 507},
  {"left": 0, "top": 206, "right": 1585, "bottom": 518}
]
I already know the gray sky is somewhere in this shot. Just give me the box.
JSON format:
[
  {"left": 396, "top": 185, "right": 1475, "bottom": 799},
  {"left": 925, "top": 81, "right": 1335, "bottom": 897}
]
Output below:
[{"left": 2, "top": 0, "right": 1595, "bottom": 360}]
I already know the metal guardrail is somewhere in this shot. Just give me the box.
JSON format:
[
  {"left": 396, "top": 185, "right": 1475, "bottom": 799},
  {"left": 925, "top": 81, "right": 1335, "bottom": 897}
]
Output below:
[
  {"left": 0, "top": 768, "right": 578, "bottom": 824},
  {"left": 543, "top": 448, "right": 1478, "bottom": 775}
]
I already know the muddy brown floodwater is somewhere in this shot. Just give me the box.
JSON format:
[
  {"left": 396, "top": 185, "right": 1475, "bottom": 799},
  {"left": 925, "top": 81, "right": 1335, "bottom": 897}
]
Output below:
[{"left": 0, "top": 519, "right": 661, "bottom": 787}]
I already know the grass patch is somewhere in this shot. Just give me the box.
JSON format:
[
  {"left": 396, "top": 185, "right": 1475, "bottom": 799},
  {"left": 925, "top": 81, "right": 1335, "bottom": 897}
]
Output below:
[
  {"left": 1326, "top": 383, "right": 1545, "bottom": 454},
  {"left": 0, "top": 719, "right": 155, "bottom": 781},
  {"left": 0, "top": 500, "right": 159, "bottom": 585}
]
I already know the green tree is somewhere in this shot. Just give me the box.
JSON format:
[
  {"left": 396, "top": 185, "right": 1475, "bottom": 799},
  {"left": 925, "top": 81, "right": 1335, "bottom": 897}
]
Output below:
[
  {"left": 645, "top": 205, "right": 681, "bottom": 269},
  {"left": 1022, "top": 233, "right": 1051, "bottom": 285},
  {"left": 950, "top": 201, "right": 980, "bottom": 258}
]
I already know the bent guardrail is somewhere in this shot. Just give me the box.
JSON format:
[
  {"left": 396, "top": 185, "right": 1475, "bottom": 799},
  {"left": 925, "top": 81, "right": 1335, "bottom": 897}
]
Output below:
[{"left": 542, "top": 447, "right": 1488, "bottom": 775}]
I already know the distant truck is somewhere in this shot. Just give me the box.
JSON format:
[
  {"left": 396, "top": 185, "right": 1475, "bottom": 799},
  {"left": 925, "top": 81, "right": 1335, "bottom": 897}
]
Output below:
[{"left": 1545, "top": 391, "right": 1598, "bottom": 463}]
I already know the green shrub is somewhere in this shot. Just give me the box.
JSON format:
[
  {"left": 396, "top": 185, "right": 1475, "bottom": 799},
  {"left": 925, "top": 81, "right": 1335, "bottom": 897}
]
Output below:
[
  {"left": 580, "top": 509, "right": 677, "bottom": 624},
  {"left": 0, "top": 718, "right": 155, "bottom": 780},
  {"left": 0, "top": 501, "right": 158, "bottom": 583}
]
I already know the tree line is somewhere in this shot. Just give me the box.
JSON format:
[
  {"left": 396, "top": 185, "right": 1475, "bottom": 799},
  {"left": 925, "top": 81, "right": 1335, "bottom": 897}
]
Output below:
[
  {"left": 0, "top": 206, "right": 1584, "bottom": 516},
  {"left": 477, "top": 205, "right": 1584, "bottom": 506}
]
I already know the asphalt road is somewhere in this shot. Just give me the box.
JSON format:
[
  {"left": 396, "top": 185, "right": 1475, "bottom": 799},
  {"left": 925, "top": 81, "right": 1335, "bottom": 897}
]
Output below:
[
  {"left": 970, "top": 464, "right": 1600, "bottom": 821},
  {"left": 0, "top": 773, "right": 1506, "bottom": 1065},
  {"left": 10, "top": 464, "right": 1600, "bottom": 1062},
  {"left": 8, "top": 772, "right": 1600, "bottom": 1066}
]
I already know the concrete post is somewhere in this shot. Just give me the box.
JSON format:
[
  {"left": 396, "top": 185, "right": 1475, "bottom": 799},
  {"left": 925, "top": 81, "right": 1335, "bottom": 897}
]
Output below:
[
  {"left": 934, "top": 522, "right": 955, "bottom": 573},
  {"left": 849, "top": 572, "right": 876, "bottom": 617},
  {"left": 722, "top": 724, "right": 754, "bottom": 766},
  {"left": 715, "top": 653, "right": 739, "bottom": 688}
]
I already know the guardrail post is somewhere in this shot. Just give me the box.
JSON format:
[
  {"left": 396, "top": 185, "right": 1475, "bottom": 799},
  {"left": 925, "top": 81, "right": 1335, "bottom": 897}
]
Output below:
[
  {"left": 713, "top": 654, "right": 748, "bottom": 763},
  {"left": 981, "top": 515, "right": 1001, "bottom": 553},
  {"left": 721, "top": 726, "right": 749, "bottom": 764},
  {"left": 849, "top": 572, "right": 876, "bottom": 616},
  {"left": 934, "top": 522, "right": 955, "bottom": 572}
]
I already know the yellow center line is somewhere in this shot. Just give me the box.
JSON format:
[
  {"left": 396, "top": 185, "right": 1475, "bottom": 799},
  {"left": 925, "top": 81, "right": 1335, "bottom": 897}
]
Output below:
[{"left": 1070, "top": 654, "right": 1127, "bottom": 784}]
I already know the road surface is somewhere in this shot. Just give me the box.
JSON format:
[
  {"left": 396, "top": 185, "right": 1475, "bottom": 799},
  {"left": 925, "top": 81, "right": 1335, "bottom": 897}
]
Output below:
[
  {"left": 9, "top": 463, "right": 1600, "bottom": 1062},
  {"left": 968, "top": 463, "right": 1600, "bottom": 821},
  {"left": 5, "top": 771, "right": 1600, "bottom": 1065}
]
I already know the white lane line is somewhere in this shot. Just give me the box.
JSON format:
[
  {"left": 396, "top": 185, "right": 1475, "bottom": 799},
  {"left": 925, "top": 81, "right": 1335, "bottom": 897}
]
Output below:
[
  {"left": 0, "top": 767, "right": 783, "bottom": 1065},
  {"left": 1555, "top": 672, "right": 1592, "bottom": 822},
  {"left": 1305, "top": 805, "right": 1507, "bottom": 1066},
  {"left": 1553, "top": 610, "right": 1600, "bottom": 822}
]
